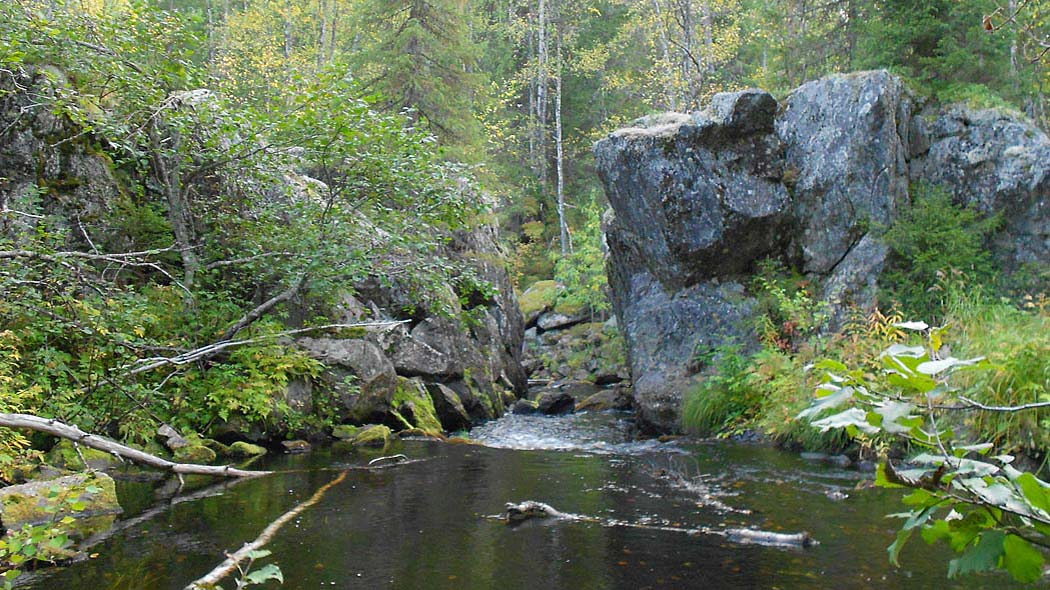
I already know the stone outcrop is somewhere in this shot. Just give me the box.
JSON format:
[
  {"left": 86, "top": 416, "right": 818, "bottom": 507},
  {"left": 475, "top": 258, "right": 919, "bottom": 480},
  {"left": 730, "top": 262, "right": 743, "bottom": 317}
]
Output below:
[{"left": 596, "top": 70, "right": 1049, "bottom": 433}]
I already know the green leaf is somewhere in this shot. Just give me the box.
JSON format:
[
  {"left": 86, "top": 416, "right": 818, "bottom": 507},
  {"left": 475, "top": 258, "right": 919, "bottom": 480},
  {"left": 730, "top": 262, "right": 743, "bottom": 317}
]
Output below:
[
  {"left": 243, "top": 564, "right": 283, "bottom": 585},
  {"left": 1015, "top": 473, "right": 1050, "bottom": 514},
  {"left": 812, "top": 408, "right": 879, "bottom": 434},
  {"left": 247, "top": 549, "right": 272, "bottom": 559},
  {"left": 1002, "top": 534, "right": 1044, "bottom": 583},
  {"left": 797, "top": 386, "right": 854, "bottom": 420},
  {"left": 948, "top": 530, "right": 1004, "bottom": 578}
]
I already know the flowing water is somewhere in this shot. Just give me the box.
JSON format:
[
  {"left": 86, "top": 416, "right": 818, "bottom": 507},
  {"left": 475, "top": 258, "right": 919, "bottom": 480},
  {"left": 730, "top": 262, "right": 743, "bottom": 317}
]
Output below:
[{"left": 24, "top": 409, "right": 1019, "bottom": 589}]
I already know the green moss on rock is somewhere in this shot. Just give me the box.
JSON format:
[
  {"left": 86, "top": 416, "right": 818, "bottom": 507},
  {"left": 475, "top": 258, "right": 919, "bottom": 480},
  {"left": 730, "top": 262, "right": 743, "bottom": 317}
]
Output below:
[
  {"left": 173, "top": 444, "right": 217, "bottom": 464},
  {"left": 519, "top": 280, "right": 562, "bottom": 320},
  {"left": 351, "top": 425, "right": 392, "bottom": 448},
  {"left": 393, "top": 377, "right": 443, "bottom": 435},
  {"left": 0, "top": 472, "right": 122, "bottom": 529},
  {"left": 47, "top": 440, "right": 120, "bottom": 471},
  {"left": 227, "top": 441, "right": 267, "bottom": 458},
  {"left": 332, "top": 424, "right": 360, "bottom": 440}
]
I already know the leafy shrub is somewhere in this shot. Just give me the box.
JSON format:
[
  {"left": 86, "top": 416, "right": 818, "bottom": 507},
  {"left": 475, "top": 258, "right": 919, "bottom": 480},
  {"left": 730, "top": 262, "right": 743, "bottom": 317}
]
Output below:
[
  {"left": 682, "top": 347, "right": 759, "bottom": 437},
  {"left": 881, "top": 183, "right": 1000, "bottom": 320},
  {"left": 750, "top": 259, "right": 829, "bottom": 351}
]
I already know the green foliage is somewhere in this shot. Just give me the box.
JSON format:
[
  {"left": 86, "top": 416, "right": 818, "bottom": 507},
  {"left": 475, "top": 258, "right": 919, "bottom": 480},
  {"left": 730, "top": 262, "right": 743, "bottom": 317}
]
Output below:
[
  {"left": 750, "top": 259, "right": 829, "bottom": 351},
  {"left": 552, "top": 202, "right": 610, "bottom": 316},
  {"left": 948, "top": 293, "right": 1050, "bottom": 456},
  {"left": 682, "top": 347, "right": 762, "bottom": 437},
  {"left": 881, "top": 183, "right": 1001, "bottom": 320},
  {"left": 0, "top": 482, "right": 101, "bottom": 587},
  {"left": 801, "top": 322, "right": 1049, "bottom": 583}
]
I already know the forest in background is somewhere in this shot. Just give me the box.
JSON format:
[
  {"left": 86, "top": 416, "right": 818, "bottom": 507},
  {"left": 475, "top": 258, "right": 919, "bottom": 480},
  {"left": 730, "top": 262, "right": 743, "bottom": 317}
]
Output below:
[{"left": 19, "top": 0, "right": 1044, "bottom": 291}]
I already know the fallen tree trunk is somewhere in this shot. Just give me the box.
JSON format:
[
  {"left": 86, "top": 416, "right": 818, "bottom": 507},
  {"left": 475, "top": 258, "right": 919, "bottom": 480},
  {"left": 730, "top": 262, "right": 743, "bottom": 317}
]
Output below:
[
  {"left": 724, "top": 528, "right": 815, "bottom": 548},
  {"left": 0, "top": 413, "right": 269, "bottom": 478},
  {"left": 185, "top": 469, "right": 349, "bottom": 590}
]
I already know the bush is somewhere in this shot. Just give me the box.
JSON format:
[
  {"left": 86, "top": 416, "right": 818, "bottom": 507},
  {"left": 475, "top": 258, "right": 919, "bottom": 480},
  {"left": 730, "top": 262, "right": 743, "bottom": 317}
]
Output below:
[{"left": 881, "top": 183, "right": 1000, "bottom": 320}]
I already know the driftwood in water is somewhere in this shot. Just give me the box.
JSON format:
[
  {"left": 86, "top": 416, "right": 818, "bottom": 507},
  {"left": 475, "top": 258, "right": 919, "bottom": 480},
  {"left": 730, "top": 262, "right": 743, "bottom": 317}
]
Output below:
[
  {"left": 185, "top": 469, "right": 349, "bottom": 590},
  {"left": 504, "top": 500, "right": 570, "bottom": 523},
  {"left": 0, "top": 413, "right": 269, "bottom": 478},
  {"left": 725, "top": 528, "right": 815, "bottom": 548},
  {"left": 502, "top": 500, "right": 815, "bottom": 549}
]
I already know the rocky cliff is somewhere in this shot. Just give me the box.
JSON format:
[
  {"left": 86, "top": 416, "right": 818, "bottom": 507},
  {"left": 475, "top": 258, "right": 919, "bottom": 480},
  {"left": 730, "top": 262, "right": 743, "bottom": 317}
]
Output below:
[{"left": 595, "top": 70, "right": 1049, "bottom": 433}]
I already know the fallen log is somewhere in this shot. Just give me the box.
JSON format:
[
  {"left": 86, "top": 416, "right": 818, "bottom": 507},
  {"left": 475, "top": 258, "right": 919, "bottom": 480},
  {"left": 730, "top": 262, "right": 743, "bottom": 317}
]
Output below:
[
  {"left": 500, "top": 500, "right": 816, "bottom": 548},
  {"left": 185, "top": 469, "right": 349, "bottom": 590},
  {"left": 725, "top": 528, "right": 816, "bottom": 548},
  {"left": 0, "top": 413, "right": 269, "bottom": 478}
]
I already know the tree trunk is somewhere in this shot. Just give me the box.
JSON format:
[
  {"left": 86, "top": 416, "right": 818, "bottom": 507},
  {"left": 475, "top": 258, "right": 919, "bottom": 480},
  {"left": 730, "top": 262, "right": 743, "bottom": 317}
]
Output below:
[
  {"left": 0, "top": 414, "right": 269, "bottom": 478},
  {"left": 554, "top": 13, "right": 568, "bottom": 256}
]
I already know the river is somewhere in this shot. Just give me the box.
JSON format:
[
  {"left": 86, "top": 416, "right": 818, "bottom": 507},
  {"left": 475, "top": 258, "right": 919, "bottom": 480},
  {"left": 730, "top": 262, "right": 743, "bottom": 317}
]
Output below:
[{"left": 23, "top": 409, "right": 1017, "bottom": 589}]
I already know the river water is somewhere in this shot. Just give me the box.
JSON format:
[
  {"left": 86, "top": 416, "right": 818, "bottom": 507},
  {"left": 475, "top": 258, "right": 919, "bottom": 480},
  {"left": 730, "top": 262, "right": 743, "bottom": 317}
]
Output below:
[{"left": 24, "top": 409, "right": 1017, "bottom": 589}]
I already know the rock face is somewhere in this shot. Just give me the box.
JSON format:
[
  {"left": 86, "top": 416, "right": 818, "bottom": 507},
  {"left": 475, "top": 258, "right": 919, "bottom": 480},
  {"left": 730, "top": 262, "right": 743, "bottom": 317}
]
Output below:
[
  {"left": 0, "top": 67, "right": 121, "bottom": 248},
  {"left": 596, "top": 70, "right": 1049, "bottom": 433}
]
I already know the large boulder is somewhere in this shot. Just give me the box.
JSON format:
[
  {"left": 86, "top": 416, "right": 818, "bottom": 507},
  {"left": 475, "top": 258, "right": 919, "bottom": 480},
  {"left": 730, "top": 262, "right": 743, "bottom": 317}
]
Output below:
[
  {"left": 0, "top": 472, "right": 121, "bottom": 529},
  {"left": 777, "top": 71, "right": 912, "bottom": 275},
  {"left": 595, "top": 70, "right": 1048, "bottom": 433},
  {"left": 0, "top": 67, "right": 121, "bottom": 248},
  {"left": 297, "top": 337, "right": 398, "bottom": 424}
]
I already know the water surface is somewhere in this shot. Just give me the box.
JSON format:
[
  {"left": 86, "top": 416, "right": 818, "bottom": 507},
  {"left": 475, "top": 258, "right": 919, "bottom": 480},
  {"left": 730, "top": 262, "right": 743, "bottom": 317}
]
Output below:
[{"left": 24, "top": 411, "right": 1019, "bottom": 589}]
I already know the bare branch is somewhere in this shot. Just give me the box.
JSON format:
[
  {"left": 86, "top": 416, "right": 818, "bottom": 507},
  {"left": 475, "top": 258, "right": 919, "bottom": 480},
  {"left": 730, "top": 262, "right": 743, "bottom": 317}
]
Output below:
[
  {"left": 185, "top": 469, "right": 349, "bottom": 590},
  {"left": 0, "top": 413, "right": 268, "bottom": 478}
]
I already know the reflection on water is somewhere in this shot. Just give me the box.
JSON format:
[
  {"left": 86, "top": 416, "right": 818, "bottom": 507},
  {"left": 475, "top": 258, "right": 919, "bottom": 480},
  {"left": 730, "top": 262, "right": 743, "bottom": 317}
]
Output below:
[{"left": 24, "top": 410, "right": 1018, "bottom": 590}]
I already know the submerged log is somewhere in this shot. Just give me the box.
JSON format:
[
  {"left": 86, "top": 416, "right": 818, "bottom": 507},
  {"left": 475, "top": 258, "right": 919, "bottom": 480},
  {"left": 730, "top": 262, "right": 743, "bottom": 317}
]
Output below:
[
  {"left": 501, "top": 500, "right": 816, "bottom": 549},
  {"left": 725, "top": 528, "right": 815, "bottom": 548},
  {"left": 0, "top": 413, "right": 269, "bottom": 478},
  {"left": 504, "top": 500, "right": 569, "bottom": 523}
]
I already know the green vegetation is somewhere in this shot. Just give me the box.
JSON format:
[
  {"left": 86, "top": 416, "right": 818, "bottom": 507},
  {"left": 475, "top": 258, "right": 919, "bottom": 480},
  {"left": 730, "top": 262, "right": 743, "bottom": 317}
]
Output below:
[
  {"left": 881, "top": 184, "right": 1001, "bottom": 321},
  {"left": 800, "top": 323, "right": 1049, "bottom": 583}
]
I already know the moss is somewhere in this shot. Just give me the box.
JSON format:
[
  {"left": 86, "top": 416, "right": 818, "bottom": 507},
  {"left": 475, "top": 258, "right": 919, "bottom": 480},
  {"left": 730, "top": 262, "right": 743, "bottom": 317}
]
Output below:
[
  {"left": 227, "top": 441, "right": 267, "bottom": 458},
  {"left": 0, "top": 472, "right": 121, "bottom": 528},
  {"left": 47, "top": 440, "right": 120, "bottom": 471},
  {"left": 553, "top": 299, "right": 587, "bottom": 317},
  {"left": 332, "top": 424, "right": 360, "bottom": 440},
  {"left": 393, "top": 377, "right": 443, "bottom": 434},
  {"left": 518, "top": 280, "right": 562, "bottom": 318},
  {"left": 173, "top": 444, "right": 217, "bottom": 464},
  {"left": 351, "top": 425, "right": 392, "bottom": 448}
]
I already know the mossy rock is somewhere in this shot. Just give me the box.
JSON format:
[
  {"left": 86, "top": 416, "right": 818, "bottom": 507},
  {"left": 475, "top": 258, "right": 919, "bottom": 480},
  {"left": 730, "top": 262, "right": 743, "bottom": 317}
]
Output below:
[
  {"left": 0, "top": 472, "right": 122, "bottom": 529},
  {"left": 173, "top": 444, "right": 217, "bottom": 464},
  {"left": 351, "top": 425, "right": 392, "bottom": 448},
  {"left": 47, "top": 440, "right": 121, "bottom": 471},
  {"left": 553, "top": 298, "right": 588, "bottom": 317},
  {"left": 200, "top": 439, "right": 231, "bottom": 457},
  {"left": 519, "top": 280, "right": 563, "bottom": 323},
  {"left": 332, "top": 424, "right": 361, "bottom": 440},
  {"left": 227, "top": 441, "right": 267, "bottom": 458},
  {"left": 393, "top": 377, "right": 443, "bottom": 435}
]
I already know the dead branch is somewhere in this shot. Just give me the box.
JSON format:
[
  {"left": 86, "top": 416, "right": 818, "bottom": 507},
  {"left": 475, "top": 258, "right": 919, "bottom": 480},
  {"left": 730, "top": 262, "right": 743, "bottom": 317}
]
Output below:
[
  {"left": 0, "top": 413, "right": 269, "bottom": 478},
  {"left": 218, "top": 275, "right": 308, "bottom": 342},
  {"left": 123, "top": 320, "right": 409, "bottom": 376},
  {"left": 184, "top": 469, "right": 349, "bottom": 590}
]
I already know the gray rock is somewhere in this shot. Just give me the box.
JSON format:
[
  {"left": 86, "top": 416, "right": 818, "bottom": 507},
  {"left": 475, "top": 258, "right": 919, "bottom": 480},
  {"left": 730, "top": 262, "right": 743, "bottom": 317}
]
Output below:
[
  {"left": 511, "top": 399, "right": 540, "bottom": 415},
  {"left": 576, "top": 386, "right": 633, "bottom": 412},
  {"left": 0, "top": 472, "right": 122, "bottom": 529},
  {"left": 536, "top": 312, "right": 585, "bottom": 331},
  {"left": 424, "top": 382, "right": 472, "bottom": 432},
  {"left": 536, "top": 391, "right": 575, "bottom": 415},
  {"left": 777, "top": 70, "right": 912, "bottom": 276},
  {"left": 283, "top": 378, "right": 314, "bottom": 415},
  {"left": 910, "top": 106, "right": 1050, "bottom": 270},
  {"left": 297, "top": 337, "right": 398, "bottom": 424}
]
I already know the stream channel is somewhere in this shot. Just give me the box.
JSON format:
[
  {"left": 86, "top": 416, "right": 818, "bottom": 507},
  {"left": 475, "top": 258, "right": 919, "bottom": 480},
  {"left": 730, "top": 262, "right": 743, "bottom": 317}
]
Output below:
[{"left": 25, "top": 404, "right": 1019, "bottom": 589}]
